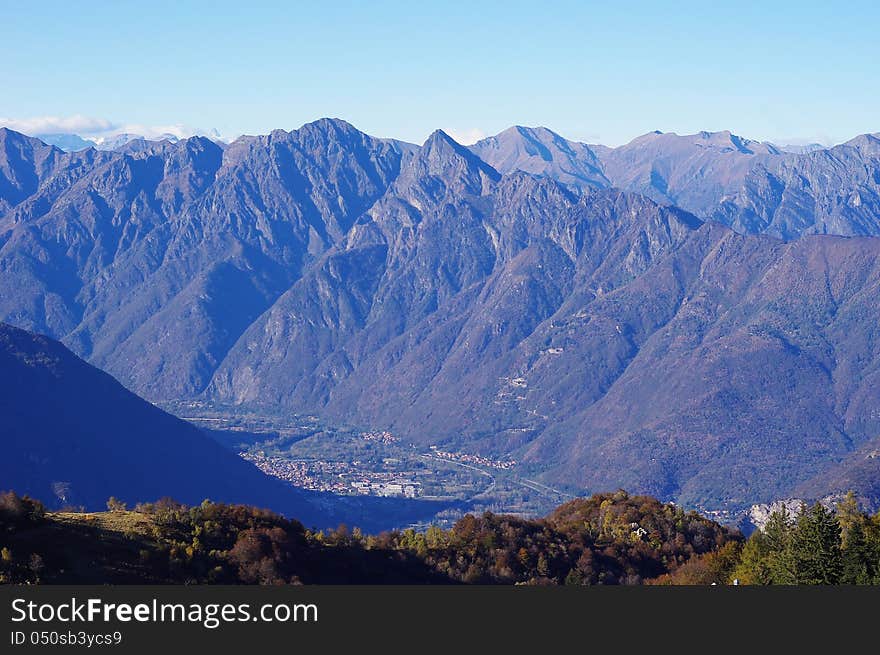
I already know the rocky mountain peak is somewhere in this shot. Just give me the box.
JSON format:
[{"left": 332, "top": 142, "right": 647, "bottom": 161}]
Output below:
[{"left": 390, "top": 129, "right": 500, "bottom": 201}]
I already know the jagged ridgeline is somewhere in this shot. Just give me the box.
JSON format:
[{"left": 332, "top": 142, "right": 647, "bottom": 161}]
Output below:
[{"left": 2, "top": 121, "right": 880, "bottom": 513}]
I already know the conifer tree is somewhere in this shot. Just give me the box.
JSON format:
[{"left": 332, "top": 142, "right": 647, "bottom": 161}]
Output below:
[
  {"left": 789, "top": 503, "right": 842, "bottom": 585},
  {"left": 836, "top": 492, "right": 862, "bottom": 549},
  {"left": 840, "top": 520, "right": 872, "bottom": 585},
  {"left": 763, "top": 507, "right": 796, "bottom": 584},
  {"left": 733, "top": 532, "right": 772, "bottom": 585}
]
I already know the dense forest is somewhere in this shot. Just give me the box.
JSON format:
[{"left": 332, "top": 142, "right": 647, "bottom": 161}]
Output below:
[
  {"left": 1, "top": 490, "right": 878, "bottom": 585},
  {"left": 655, "top": 493, "right": 880, "bottom": 585}
]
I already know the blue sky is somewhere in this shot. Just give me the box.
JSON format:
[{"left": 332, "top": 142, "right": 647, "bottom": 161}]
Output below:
[{"left": 1, "top": 0, "right": 877, "bottom": 146}]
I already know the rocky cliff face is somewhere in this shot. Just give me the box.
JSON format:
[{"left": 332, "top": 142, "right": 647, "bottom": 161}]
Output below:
[
  {"left": 713, "top": 134, "right": 880, "bottom": 239},
  {"left": 0, "top": 120, "right": 411, "bottom": 398}
]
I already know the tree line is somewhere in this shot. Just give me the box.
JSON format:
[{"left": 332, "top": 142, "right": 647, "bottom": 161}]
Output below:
[
  {"left": 653, "top": 492, "right": 880, "bottom": 585},
  {"left": 2, "top": 489, "right": 878, "bottom": 585}
]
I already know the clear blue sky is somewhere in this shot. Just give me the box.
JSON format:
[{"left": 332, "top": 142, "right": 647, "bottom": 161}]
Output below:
[{"left": 2, "top": 0, "right": 878, "bottom": 146}]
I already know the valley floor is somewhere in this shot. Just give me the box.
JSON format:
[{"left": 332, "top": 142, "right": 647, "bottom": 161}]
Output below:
[{"left": 169, "top": 401, "right": 573, "bottom": 530}]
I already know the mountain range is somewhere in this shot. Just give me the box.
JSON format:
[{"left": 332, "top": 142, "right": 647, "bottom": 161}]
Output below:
[
  {"left": 475, "top": 127, "right": 880, "bottom": 239},
  {"left": 2, "top": 119, "right": 880, "bottom": 514}
]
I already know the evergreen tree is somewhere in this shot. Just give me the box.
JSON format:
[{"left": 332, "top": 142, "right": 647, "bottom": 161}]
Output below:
[
  {"left": 763, "top": 507, "right": 796, "bottom": 584},
  {"left": 869, "top": 512, "right": 880, "bottom": 584},
  {"left": 733, "top": 532, "right": 772, "bottom": 585},
  {"left": 836, "top": 492, "right": 862, "bottom": 549},
  {"left": 789, "top": 503, "right": 842, "bottom": 585},
  {"left": 840, "top": 520, "right": 872, "bottom": 585}
]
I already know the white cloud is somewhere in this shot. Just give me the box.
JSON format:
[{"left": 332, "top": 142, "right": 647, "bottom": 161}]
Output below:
[
  {"left": 443, "top": 127, "right": 487, "bottom": 146},
  {"left": 0, "top": 114, "right": 117, "bottom": 135},
  {"left": 0, "top": 114, "right": 231, "bottom": 144}
]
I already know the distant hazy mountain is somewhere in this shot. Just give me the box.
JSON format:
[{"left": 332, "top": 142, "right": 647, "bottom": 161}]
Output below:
[
  {"left": 470, "top": 126, "right": 608, "bottom": 188},
  {"left": 34, "top": 133, "right": 97, "bottom": 151},
  {"left": 92, "top": 132, "right": 181, "bottom": 150},
  {"left": 25, "top": 132, "right": 176, "bottom": 152},
  {"left": 3, "top": 120, "right": 880, "bottom": 513},
  {"left": 473, "top": 128, "right": 783, "bottom": 216},
  {"left": 595, "top": 130, "right": 782, "bottom": 217},
  {"left": 473, "top": 127, "right": 880, "bottom": 240},
  {"left": 25, "top": 131, "right": 229, "bottom": 153},
  {"left": 774, "top": 142, "right": 828, "bottom": 154}
]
